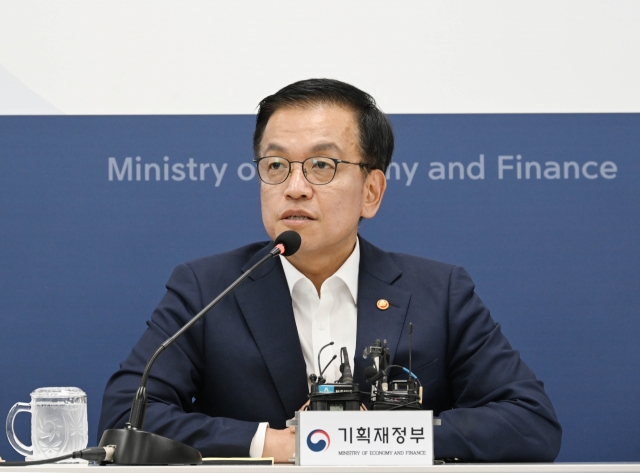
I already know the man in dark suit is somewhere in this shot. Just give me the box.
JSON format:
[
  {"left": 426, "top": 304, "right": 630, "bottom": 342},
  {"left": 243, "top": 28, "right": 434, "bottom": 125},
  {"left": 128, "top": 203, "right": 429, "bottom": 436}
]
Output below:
[{"left": 98, "top": 79, "right": 561, "bottom": 462}]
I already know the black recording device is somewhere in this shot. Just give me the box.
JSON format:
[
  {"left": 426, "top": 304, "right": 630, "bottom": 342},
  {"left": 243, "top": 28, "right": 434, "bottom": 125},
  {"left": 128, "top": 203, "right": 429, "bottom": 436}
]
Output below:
[
  {"left": 308, "top": 343, "right": 361, "bottom": 411},
  {"left": 363, "top": 323, "right": 423, "bottom": 410}
]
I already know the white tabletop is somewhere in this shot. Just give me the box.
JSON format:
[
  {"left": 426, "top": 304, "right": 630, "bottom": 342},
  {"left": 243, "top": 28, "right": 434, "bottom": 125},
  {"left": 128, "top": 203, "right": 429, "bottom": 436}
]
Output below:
[{"left": 1, "top": 463, "right": 639, "bottom": 473}]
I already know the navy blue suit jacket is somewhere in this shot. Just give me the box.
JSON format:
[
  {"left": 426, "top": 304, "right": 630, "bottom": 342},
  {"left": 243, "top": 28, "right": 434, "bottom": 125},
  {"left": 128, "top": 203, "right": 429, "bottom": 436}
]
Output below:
[{"left": 98, "top": 237, "right": 561, "bottom": 461}]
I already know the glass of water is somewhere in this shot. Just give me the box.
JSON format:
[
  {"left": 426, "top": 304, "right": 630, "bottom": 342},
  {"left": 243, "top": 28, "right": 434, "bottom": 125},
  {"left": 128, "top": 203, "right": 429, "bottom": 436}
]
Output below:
[{"left": 6, "top": 387, "right": 88, "bottom": 461}]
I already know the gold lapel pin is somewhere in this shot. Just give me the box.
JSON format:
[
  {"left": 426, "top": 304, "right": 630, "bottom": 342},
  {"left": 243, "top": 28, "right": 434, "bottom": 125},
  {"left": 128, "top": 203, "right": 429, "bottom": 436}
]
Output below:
[{"left": 376, "top": 299, "right": 390, "bottom": 310}]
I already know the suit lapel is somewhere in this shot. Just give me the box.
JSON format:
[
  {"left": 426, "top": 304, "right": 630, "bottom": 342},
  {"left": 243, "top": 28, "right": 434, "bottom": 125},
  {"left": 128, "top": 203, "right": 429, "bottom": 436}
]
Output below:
[
  {"left": 234, "top": 244, "right": 308, "bottom": 417},
  {"left": 233, "top": 238, "right": 411, "bottom": 413},
  {"left": 354, "top": 237, "right": 412, "bottom": 390}
]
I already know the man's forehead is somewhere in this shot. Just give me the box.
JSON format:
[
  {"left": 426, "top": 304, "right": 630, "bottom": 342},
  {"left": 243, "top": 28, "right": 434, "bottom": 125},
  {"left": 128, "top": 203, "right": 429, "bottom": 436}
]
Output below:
[{"left": 259, "top": 104, "right": 358, "bottom": 154}]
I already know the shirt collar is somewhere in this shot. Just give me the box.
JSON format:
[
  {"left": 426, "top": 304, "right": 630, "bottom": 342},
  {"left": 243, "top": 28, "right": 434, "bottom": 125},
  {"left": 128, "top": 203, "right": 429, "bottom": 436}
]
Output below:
[{"left": 280, "top": 237, "right": 360, "bottom": 303}]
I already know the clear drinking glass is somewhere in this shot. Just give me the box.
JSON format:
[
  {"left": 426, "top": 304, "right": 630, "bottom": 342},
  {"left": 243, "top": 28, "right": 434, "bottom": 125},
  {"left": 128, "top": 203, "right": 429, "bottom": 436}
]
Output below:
[{"left": 6, "top": 387, "right": 88, "bottom": 461}]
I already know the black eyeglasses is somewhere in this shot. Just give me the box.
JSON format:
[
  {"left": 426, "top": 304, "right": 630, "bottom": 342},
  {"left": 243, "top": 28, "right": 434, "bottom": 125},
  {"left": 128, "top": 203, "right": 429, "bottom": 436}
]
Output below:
[{"left": 253, "top": 156, "right": 371, "bottom": 185}]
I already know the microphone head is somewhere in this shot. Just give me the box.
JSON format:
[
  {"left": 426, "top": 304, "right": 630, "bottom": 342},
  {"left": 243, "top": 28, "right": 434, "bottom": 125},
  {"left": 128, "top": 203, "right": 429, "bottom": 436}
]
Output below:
[
  {"left": 365, "top": 369, "right": 385, "bottom": 385},
  {"left": 364, "top": 366, "right": 379, "bottom": 380},
  {"left": 274, "top": 231, "right": 302, "bottom": 256}
]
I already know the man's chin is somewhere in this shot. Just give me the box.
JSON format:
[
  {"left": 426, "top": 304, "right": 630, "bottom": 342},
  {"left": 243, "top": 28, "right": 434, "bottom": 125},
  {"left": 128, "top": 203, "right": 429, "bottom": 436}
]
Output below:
[
  {"left": 270, "top": 221, "right": 315, "bottom": 243},
  {"left": 265, "top": 223, "right": 311, "bottom": 248}
]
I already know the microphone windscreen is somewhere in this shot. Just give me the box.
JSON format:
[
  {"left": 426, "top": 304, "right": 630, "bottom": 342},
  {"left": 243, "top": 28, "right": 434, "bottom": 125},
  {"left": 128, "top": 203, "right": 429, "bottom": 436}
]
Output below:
[
  {"left": 275, "top": 231, "right": 302, "bottom": 256},
  {"left": 364, "top": 366, "right": 379, "bottom": 380}
]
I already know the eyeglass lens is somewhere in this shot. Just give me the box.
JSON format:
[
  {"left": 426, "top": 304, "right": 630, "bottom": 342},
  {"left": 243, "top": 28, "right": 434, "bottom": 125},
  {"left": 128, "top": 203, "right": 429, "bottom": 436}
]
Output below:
[{"left": 258, "top": 157, "right": 337, "bottom": 184}]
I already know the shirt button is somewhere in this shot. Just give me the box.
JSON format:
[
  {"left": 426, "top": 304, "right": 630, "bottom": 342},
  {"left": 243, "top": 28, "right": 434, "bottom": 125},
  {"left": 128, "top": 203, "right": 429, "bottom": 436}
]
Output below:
[{"left": 318, "top": 323, "right": 325, "bottom": 330}]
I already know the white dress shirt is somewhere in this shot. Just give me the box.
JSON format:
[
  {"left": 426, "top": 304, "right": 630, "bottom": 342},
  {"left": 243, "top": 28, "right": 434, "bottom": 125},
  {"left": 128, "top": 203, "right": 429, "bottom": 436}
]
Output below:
[{"left": 249, "top": 238, "right": 360, "bottom": 457}]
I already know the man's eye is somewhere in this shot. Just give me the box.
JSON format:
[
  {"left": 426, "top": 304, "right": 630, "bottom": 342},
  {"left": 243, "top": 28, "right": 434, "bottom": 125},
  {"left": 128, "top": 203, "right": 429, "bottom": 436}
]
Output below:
[
  {"left": 269, "top": 162, "right": 285, "bottom": 171},
  {"left": 312, "top": 159, "right": 335, "bottom": 170}
]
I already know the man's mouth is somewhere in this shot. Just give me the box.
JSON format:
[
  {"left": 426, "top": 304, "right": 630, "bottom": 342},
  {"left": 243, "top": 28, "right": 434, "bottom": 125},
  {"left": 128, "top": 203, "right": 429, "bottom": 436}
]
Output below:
[{"left": 285, "top": 216, "right": 311, "bottom": 220}]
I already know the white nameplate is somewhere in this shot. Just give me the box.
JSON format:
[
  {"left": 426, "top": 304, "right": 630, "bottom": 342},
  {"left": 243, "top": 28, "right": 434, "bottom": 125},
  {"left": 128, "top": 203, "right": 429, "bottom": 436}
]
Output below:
[{"left": 294, "top": 410, "right": 434, "bottom": 466}]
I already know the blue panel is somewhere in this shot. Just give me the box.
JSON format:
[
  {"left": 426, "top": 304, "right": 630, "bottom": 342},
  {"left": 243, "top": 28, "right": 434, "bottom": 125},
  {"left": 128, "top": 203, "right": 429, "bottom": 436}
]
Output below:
[{"left": 0, "top": 115, "right": 638, "bottom": 461}]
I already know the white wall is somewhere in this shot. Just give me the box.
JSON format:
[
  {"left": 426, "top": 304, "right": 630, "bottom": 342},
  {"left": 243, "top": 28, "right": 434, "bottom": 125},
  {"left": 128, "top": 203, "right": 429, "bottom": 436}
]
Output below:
[{"left": 1, "top": 0, "right": 638, "bottom": 114}]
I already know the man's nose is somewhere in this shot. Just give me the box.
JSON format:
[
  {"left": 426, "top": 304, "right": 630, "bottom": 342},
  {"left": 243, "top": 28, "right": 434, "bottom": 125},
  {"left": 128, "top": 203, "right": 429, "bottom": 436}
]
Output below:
[{"left": 284, "top": 163, "right": 313, "bottom": 199}]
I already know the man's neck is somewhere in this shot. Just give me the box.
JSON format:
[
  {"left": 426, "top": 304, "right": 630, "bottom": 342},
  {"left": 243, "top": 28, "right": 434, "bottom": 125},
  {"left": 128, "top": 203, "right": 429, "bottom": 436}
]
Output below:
[{"left": 285, "top": 237, "right": 358, "bottom": 295}]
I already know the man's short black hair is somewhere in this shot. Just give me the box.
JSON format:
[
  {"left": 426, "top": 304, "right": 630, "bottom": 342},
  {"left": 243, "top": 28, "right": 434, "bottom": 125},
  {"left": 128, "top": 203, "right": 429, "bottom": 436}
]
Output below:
[{"left": 253, "top": 78, "right": 394, "bottom": 173}]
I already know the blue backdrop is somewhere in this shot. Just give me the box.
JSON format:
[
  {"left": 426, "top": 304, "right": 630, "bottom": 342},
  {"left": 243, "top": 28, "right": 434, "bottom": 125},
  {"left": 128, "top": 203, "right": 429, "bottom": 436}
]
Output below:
[{"left": 1, "top": 114, "right": 638, "bottom": 461}]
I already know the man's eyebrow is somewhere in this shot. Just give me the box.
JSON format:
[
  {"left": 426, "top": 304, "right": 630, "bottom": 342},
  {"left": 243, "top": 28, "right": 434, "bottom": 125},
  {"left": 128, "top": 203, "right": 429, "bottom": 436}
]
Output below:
[
  {"left": 262, "top": 142, "right": 343, "bottom": 155},
  {"left": 262, "top": 143, "right": 288, "bottom": 155},
  {"left": 310, "top": 142, "right": 342, "bottom": 154}
]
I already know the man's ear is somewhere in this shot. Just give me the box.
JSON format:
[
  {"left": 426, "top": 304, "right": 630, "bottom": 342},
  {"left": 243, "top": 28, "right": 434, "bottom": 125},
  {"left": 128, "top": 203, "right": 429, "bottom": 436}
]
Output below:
[{"left": 360, "top": 169, "right": 387, "bottom": 219}]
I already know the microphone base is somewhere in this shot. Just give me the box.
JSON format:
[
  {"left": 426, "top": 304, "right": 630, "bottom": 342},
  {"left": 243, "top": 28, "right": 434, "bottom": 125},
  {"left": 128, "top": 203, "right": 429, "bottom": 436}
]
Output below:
[{"left": 98, "top": 428, "right": 202, "bottom": 465}]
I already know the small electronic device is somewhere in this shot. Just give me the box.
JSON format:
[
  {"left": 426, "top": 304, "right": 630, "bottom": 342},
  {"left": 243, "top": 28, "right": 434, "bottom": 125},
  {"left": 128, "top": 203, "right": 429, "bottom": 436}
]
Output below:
[
  {"left": 307, "top": 344, "right": 362, "bottom": 411},
  {"left": 363, "top": 323, "right": 423, "bottom": 410}
]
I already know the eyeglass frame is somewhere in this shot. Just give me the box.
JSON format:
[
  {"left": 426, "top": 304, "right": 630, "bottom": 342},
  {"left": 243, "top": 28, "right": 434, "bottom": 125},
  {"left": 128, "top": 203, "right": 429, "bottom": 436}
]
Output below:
[{"left": 252, "top": 156, "right": 372, "bottom": 185}]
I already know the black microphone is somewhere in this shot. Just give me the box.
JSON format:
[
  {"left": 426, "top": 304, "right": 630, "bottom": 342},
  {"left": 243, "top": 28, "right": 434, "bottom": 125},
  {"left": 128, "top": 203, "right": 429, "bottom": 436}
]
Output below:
[
  {"left": 98, "top": 231, "right": 301, "bottom": 465},
  {"left": 339, "top": 347, "right": 354, "bottom": 383},
  {"left": 364, "top": 365, "right": 384, "bottom": 384},
  {"left": 274, "top": 230, "right": 301, "bottom": 256},
  {"left": 309, "top": 345, "right": 361, "bottom": 411},
  {"left": 317, "top": 342, "right": 335, "bottom": 383},
  {"left": 408, "top": 322, "right": 413, "bottom": 377}
]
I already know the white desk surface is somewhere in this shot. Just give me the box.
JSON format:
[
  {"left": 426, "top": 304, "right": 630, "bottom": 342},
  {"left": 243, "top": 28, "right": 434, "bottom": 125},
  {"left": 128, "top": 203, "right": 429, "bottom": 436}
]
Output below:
[{"left": 1, "top": 463, "right": 639, "bottom": 473}]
